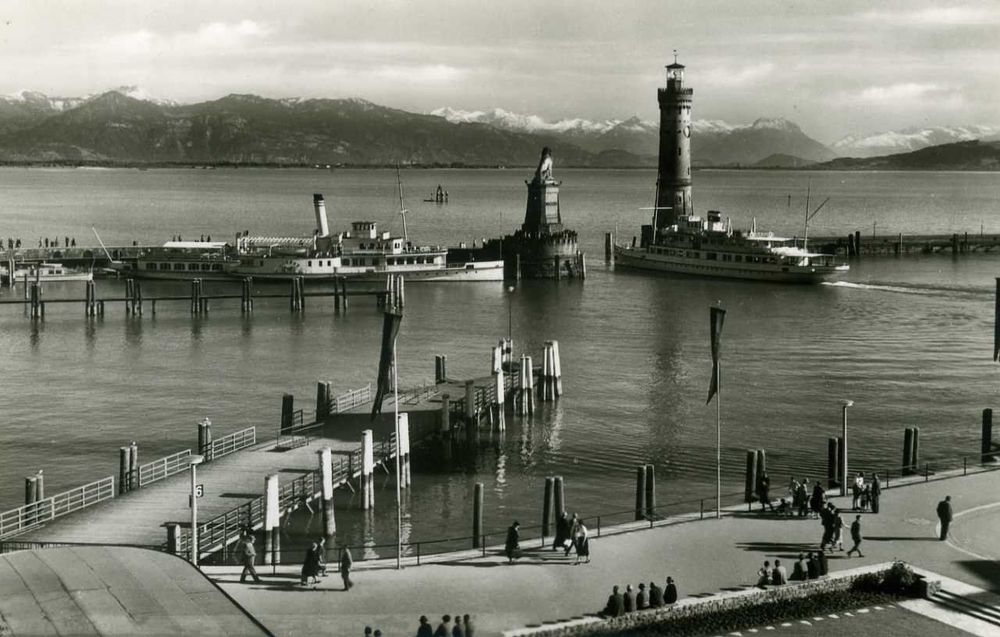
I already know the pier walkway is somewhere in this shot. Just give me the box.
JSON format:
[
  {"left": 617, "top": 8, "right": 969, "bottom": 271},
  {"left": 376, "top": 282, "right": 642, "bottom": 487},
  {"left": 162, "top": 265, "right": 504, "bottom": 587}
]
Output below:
[
  {"left": 211, "top": 465, "right": 1000, "bottom": 637},
  {"left": 9, "top": 428, "right": 394, "bottom": 557}
]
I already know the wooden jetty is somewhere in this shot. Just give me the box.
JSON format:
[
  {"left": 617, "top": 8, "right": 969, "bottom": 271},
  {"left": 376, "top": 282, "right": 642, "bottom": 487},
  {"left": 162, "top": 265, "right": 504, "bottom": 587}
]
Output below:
[
  {"left": 807, "top": 231, "right": 1000, "bottom": 257},
  {"left": 0, "top": 276, "right": 388, "bottom": 319}
]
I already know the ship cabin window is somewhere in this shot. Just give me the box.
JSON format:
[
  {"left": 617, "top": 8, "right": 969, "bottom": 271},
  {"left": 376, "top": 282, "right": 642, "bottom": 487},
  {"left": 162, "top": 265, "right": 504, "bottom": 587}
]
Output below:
[
  {"left": 201, "top": 264, "right": 210, "bottom": 271},
  {"left": 343, "top": 258, "right": 351, "bottom": 266},
  {"left": 706, "top": 253, "right": 717, "bottom": 261},
  {"left": 722, "top": 254, "right": 732, "bottom": 262},
  {"left": 174, "top": 263, "right": 185, "bottom": 271},
  {"left": 735, "top": 255, "right": 743, "bottom": 263},
  {"left": 307, "top": 261, "right": 312, "bottom": 267},
  {"left": 188, "top": 264, "right": 199, "bottom": 271},
  {"left": 327, "top": 260, "right": 332, "bottom": 266},
  {"left": 211, "top": 264, "right": 222, "bottom": 271}
]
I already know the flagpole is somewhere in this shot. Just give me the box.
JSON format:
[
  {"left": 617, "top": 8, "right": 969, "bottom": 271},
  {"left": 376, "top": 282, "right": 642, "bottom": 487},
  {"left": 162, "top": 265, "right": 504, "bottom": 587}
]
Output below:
[
  {"left": 393, "top": 337, "right": 402, "bottom": 569},
  {"left": 393, "top": 335, "right": 402, "bottom": 570},
  {"left": 716, "top": 362, "right": 721, "bottom": 519}
]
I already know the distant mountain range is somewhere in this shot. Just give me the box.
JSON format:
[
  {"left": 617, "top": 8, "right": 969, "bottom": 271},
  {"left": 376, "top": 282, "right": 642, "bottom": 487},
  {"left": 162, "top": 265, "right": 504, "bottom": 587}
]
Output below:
[
  {"left": 815, "top": 140, "right": 1000, "bottom": 171},
  {"left": 0, "top": 89, "right": 997, "bottom": 170}
]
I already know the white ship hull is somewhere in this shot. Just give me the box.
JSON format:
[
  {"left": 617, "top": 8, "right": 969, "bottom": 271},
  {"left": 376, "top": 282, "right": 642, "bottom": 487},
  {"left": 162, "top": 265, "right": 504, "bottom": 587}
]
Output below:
[
  {"left": 229, "top": 260, "right": 505, "bottom": 282},
  {"left": 614, "top": 245, "right": 848, "bottom": 284}
]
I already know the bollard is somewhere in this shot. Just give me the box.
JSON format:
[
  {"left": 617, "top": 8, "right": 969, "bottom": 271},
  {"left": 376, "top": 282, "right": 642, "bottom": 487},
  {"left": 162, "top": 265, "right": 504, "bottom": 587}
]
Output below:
[
  {"left": 745, "top": 450, "right": 757, "bottom": 503},
  {"left": 281, "top": 393, "right": 294, "bottom": 433},
  {"left": 634, "top": 466, "right": 646, "bottom": 520},
  {"left": 542, "top": 477, "right": 554, "bottom": 537},
  {"left": 644, "top": 464, "right": 656, "bottom": 518},
  {"left": 554, "top": 476, "right": 565, "bottom": 522},
  {"left": 983, "top": 408, "right": 994, "bottom": 462},
  {"left": 472, "top": 483, "right": 484, "bottom": 548},
  {"left": 362, "top": 430, "right": 375, "bottom": 509},
  {"left": 318, "top": 447, "right": 336, "bottom": 539},
  {"left": 264, "top": 474, "right": 280, "bottom": 565},
  {"left": 119, "top": 447, "right": 130, "bottom": 494},
  {"left": 902, "top": 428, "right": 914, "bottom": 476}
]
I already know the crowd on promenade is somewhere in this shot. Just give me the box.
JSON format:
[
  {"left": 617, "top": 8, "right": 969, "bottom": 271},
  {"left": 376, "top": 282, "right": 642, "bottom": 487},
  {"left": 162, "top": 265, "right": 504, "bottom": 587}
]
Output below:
[
  {"left": 1, "top": 236, "right": 79, "bottom": 250},
  {"left": 504, "top": 511, "right": 592, "bottom": 565},
  {"left": 599, "top": 576, "right": 679, "bottom": 617}
]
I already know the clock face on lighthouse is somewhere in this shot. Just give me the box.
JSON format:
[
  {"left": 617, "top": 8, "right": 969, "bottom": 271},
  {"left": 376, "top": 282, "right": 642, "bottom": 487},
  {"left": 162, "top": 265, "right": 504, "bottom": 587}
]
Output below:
[{"left": 683, "top": 125, "right": 691, "bottom": 138}]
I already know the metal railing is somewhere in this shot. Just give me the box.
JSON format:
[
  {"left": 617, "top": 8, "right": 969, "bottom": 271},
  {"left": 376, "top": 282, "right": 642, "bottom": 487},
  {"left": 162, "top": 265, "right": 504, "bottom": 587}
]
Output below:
[
  {"left": 333, "top": 383, "right": 372, "bottom": 413},
  {"left": 209, "top": 426, "right": 256, "bottom": 460},
  {"left": 138, "top": 449, "right": 192, "bottom": 486},
  {"left": 0, "top": 539, "right": 167, "bottom": 555},
  {"left": 0, "top": 476, "right": 116, "bottom": 539}
]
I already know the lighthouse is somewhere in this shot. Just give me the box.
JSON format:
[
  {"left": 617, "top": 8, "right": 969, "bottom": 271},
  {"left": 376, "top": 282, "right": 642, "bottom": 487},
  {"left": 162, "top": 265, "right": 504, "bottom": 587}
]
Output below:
[{"left": 653, "top": 56, "right": 693, "bottom": 232}]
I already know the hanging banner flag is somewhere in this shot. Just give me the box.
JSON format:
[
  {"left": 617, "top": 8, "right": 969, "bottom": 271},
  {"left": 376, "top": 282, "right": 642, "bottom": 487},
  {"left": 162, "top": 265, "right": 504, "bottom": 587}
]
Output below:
[
  {"left": 707, "top": 306, "right": 726, "bottom": 404},
  {"left": 371, "top": 309, "right": 403, "bottom": 420}
]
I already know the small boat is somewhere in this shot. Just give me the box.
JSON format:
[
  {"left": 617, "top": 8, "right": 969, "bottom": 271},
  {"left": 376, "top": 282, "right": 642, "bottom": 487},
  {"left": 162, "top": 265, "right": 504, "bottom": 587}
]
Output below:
[{"left": 2, "top": 262, "right": 94, "bottom": 284}]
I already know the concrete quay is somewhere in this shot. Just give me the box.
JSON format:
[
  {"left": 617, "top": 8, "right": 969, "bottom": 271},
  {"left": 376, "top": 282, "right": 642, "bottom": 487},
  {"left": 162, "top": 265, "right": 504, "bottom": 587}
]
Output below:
[{"left": 208, "top": 465, "right": 1000, "bottom": 637}]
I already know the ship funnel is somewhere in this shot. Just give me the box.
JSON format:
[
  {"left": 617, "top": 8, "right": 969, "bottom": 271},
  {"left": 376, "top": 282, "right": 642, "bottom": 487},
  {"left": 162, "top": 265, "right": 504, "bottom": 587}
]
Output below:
[{"left": 313, "top": 193, "right": 330, "bottom": 238}]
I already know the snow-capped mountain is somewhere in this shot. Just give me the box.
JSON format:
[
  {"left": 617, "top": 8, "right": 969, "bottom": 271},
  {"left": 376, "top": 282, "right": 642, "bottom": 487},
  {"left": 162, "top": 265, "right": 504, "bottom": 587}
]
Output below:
[
  {"left": 832, "top": 125, "right": 1000, "bottom": 158},
  {"left": 1, "top": 87, "right": 176, "bottom": 111},
  {"left": 431, "top": 107, "right": 835, "bottom": 165}
]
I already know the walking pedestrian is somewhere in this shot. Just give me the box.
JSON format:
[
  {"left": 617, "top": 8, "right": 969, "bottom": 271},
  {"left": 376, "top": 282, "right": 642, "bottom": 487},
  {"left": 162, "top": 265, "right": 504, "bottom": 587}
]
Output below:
[
  {"left": 505, "top": 520, "right": 521, "bottom": 563},
  {"left": 757, "top": 471, "right": 775, "bottom": 512},
  {"left": 300, "top": 541, "right": 322, "bottom": 585},
  {"left": 846, "top": 514, "right": 865, "bottom": 557},
  {"left": 565, "top": 513, "right": 580, "bottom": 557},
  {"left": 236, "top": 533, "right": 261, "bottom": 584},
  {"left": 937, "top": 495, "right": 953, "bottom": 541},
  {"left": 339, "top": 545, "right": 353, "bottom": 590},
  {"left": 796, "top": 479, "right": 809, "bottom": 517},
  {"left": 819, "top": 504, "right": 834, "bottom": 550},
  {"left": 573, "top": 519, "right": 590, "bottom": 564},
  {"left": 452, "top": 614, "right": 465, "bottom": 637},
  {"left": 810, "top": 481, "right": 825, "bottom": 518},
  {"left": 832, "top": 508, "right": 845, "bottom": 551}
]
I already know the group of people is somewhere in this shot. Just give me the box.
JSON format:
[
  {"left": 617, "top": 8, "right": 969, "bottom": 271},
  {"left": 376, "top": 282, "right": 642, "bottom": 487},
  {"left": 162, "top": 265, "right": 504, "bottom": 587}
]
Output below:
[
  {"left": 2, "top": 237, "right": 24, "bottom": 250},
  {"left": 600, "top": 577, "right": 678, "bottom": 616},
  {"left": 1, "top": 237, "right": 80, "bottom": 251},
  {"left": 414, "top": 613, "right": 475, "bottom": 636},
  {"left": 756, "top": 553, "right": 830, "bottom": 586},
  {"left": 234, "top": 533, "right": 355, "bottom": 591},
  {"left": 552, "top": 512, "right": 591, "bottom": 564},
  {"left": 504, "top": 512, "right": 592, "bottom": 565},
  {"left": 817, "top": 502, "right": 865, "bottom": 556},
  {"left": 767, "top": 473, "right": 882, "bottom": 519}
]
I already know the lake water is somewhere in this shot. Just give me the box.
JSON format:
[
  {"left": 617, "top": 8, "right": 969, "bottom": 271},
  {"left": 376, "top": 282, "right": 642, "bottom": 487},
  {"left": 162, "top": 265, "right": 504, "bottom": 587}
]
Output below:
[{"left": 1, "top": 167, "right": 999, "bottom": 557}]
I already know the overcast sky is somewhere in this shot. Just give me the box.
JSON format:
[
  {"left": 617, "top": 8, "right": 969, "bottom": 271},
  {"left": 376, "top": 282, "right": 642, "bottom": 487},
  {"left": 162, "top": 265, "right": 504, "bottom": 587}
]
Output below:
[{"left": 2, "top": 0, "right": 998, "bottom": 142}]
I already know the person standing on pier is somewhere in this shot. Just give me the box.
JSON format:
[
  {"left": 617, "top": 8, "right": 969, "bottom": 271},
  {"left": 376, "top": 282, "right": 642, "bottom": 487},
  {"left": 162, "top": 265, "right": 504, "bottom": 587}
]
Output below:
[
  {"left": 553, "top": 511, "right": 571, "bottom": 552},
  {"left": 236, "top": 533, "right": 261, "bottom": 584},
  {"left": 846, "top": 514, "right": 865, "bottom": 557},
  {"left": 573, "top": 519, "right": 590, "bottom": 564},
  {"left": 937, "top": 495, "right": 953, "bottom": 540},
  {"left": 664, "top": 576, "right": 678, "bottom": 604},
  {"left": 871, "top": 473, "right": 882, "bottom": 514},
  {"left": 339, "top": 545, "right": 354, "bottom": 590}
]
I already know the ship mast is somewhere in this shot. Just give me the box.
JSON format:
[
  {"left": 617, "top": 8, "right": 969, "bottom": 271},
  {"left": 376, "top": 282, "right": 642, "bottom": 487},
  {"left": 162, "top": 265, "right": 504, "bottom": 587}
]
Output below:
[{"left": 395, "top": 164, "right": 409, "bottom": 243}]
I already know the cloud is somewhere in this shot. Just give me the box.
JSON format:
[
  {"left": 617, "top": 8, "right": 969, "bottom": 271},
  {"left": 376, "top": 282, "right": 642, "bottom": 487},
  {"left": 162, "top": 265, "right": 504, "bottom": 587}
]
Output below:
[
  {"left": 854, "top": 83, "right": 942, "bottom": 104},
  {"left": 96, "top": 20, "right": 273, "bottom": 57},
  {"left": 858, "top": 6, "right": 1000, "bottom": 27},
  {"left": 700, "top": 63, "right": 775, "bottom": 88}
]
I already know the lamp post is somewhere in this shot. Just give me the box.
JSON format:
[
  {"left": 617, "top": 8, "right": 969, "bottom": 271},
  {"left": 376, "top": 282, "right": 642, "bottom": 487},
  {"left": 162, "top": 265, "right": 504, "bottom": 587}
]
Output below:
[
  {"left": 189, "top": 454, "right": 205, "bottom": 566},
  {"left": 840, "top": 400, "right": 853, "bottom": 497}
]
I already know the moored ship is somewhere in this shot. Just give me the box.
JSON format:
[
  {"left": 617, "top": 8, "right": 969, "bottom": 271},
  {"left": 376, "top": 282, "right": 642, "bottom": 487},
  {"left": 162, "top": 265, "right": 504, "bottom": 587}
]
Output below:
[
  {"left": 227, "top": 194, "right": 504, "bottom": 282},
  {"left": 118, "top": 241, "right": 235, "bottom": 280},
  {"left": 614, "top": 58, "right": 848, "bottom": 284}
]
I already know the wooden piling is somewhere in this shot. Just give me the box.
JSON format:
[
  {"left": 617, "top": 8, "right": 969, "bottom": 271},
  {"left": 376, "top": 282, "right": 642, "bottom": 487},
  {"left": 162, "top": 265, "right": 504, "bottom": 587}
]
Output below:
[
  {"left": 398, "top": 413, "right": 411, "bottom": 488},
  {"left": 25, "top": 476, "right": 38, "bottom": 505},
  {"left": 524, "top": 355, "right": 534, "bottom": 414},
  {"left": 119, "top": 447, "right": 130, "bottom": 494},
  {"left": 836, "top": 436, "right": 845, "bottom": 487},
  {"left": 855, "top": 230, "right": 861, "bottom": 257},
  {"left": 744, "top": 450, "right": 757, "bottom": 503},
  {"left": 910, "top": 427, "right": 920, "bottom": 473},
  {"left": 165, "top": 523, "right": 181, "bottom": 555},
  {"left": 634, "top": 466, "right": 646, "bottom": 520},
  {"left": 897, "top": 233, "right": 903, "bottom": 256},
  {"left": 542, "top": 477, "right": 554, "bottom": 537},
  {"left": 554, "top": 255, "right": 561, "bottom": 280},
  {"left": 281, "top": 393, "right": 294, "bottom": 434},
  {"left": 754, "top": 449, "right": 767, "bottom": 490},
  {"left": 198, "top": 421, "right": 208, "bottom": 457},
  {"left": 34, "top": 470, "right": 44, "bottom": 501},
  {"left": 318, "top": 447, "right": 336, "bottom": 539},
  {"left": 340, "top": 277, "right": 348, "bottom": 309},
  {"left": 902, "top": 427, "right": 914, "bottom": 475},
  {"left": 983, "top": 408, "right": 994, "bottom": 462},
  {"left": 644, "top": 464, "right": 656, "bottom": 518},
  {"left": 952, "top": 233, "right": 959, "bottom": 255},
  {"left": 263, "top": 474, "right": 279, "bottom": 565},
  {"left": 316, "top": 381, "right": 332, "bottom": 418},
  {"left": 129, "top": 443, "right": 139, "bottom": 490},
  {"left": 440, "top": 394, "right": 451, "bottom": 433},
  {"left": 465, "top": 380, "right": 476, "bottom": 421},
  {"left": 551, "top": 340, "right": 563, "bottom": 397},
  {"left": 362, "top": 429, "right": 374, "bottom": 509},
  {"left": 553, "top": 476, "right": 565, "bottom": 521},
  {"left": 515, "top": 253, "right": 521, "bottom": 281},
  {"left": 471, "top": 482, "right": 485, "bottom": 549},
  {"left": 605, "top": 232, "right": 614, "bottom": 264},
  {"left": 827, "top": 438, "right": 837, "bottom": 488}
]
